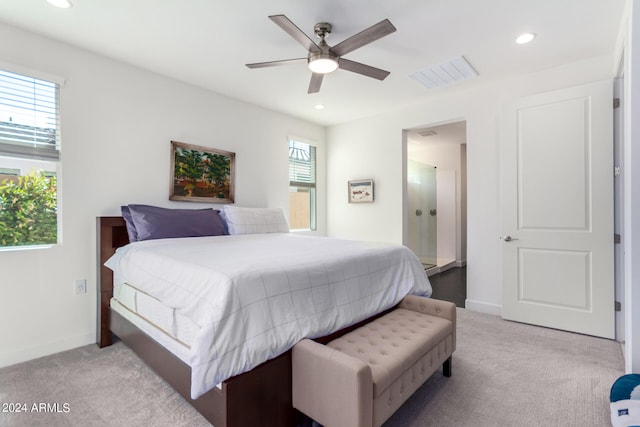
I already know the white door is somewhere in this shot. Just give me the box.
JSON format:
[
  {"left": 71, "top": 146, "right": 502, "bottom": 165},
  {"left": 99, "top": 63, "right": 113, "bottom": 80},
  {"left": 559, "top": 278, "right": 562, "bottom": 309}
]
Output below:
[{"left": 500, "top": 80, "right": 614, "bottom": 339}]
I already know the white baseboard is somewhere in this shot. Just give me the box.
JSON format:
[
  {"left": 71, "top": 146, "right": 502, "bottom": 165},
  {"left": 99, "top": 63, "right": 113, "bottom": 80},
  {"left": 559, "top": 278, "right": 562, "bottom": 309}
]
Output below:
[
  {"left": 0, "top": 332, "right": 95, "bottom": 369},
  {"left": 465, "top": 299, "right": 502, "bottom": 316},
  {"left": 455, "top": 260, "right": 466, "bottom": 267}
]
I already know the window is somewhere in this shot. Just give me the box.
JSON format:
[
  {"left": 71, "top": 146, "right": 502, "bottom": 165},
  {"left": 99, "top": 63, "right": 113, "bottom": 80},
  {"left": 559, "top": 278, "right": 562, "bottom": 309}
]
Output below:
[
  {"left": 289, "top": 140, "right": 316, "bottom": 231},
  {"left": 0, "top": 68, "right": 60, "bottom": 248}
]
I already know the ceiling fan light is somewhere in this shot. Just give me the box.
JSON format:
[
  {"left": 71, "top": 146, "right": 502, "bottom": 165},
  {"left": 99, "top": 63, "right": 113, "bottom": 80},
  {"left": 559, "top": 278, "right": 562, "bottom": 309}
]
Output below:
[{"left": 308, "top": 57, "right": 338, "bottom": 74}]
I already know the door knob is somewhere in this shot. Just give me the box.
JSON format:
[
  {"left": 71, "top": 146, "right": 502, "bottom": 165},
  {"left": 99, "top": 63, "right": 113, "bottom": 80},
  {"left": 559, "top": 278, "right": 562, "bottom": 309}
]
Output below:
[
  {"left": 415, "top": 209, "right": 423, "bottom": 216},
  {"left": 501, "top": 235, "right": 519, "bottom": 242}
]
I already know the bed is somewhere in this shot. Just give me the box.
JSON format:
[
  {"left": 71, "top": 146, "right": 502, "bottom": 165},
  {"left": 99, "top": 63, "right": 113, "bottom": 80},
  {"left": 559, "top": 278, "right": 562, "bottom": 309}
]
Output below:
[{"left": 97, "top": 205, "right": 431, "bottom": 426}]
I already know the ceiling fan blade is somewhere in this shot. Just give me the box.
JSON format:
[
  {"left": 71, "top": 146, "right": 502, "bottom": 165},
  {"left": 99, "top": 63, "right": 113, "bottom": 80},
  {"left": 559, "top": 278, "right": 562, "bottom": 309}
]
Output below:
[
  {"left": 246, "top": 58, "right": 307, "bottom": 69},
  {"left": 338, "top": 58, "right": 390, "bottom": 80},
  {"left": 330, "top": 19, "right": 396, "bottom": 57},
  {"left": 269, "top": 15, "right": 322, "bottom": 53},
  {"left": 308, "top": 73, "right": 324, "bottom": 93}
]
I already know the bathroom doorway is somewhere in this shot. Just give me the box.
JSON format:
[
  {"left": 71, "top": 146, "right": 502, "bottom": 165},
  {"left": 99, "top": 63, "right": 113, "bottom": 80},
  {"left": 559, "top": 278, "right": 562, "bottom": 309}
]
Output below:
[{"left": 403, "top": 120, "right": 467, "bottom": 278}]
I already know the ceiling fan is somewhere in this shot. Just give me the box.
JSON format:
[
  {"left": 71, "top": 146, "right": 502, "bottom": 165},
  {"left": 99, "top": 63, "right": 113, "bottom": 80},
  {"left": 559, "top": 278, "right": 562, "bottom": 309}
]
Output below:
[{"left": 246, "top": 15, "right": 396, "bottom": 94}]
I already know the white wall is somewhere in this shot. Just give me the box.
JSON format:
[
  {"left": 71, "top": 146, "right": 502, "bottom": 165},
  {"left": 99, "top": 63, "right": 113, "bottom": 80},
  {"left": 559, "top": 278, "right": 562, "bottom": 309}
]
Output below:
[
  {"left": 327, "top": 55, "right": 616, "bottom": 315},
  {"left": 0, "top": 23, "right": 325, "bottom": 368}
]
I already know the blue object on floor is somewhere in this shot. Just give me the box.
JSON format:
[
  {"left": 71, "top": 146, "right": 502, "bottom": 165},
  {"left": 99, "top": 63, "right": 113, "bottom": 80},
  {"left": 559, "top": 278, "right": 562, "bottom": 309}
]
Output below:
[{"left": 611, "top": 374, "right": 640, "bottom": 427}]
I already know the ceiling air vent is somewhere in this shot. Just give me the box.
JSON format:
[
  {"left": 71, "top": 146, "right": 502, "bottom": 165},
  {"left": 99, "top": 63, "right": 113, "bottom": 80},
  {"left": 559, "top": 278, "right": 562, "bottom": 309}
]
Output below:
[
  {"left": 417, "top": 130, "right": 437, "bottom": 137},
  {"left": 409, "top": 56, "right": 478, "bottom": 89}
]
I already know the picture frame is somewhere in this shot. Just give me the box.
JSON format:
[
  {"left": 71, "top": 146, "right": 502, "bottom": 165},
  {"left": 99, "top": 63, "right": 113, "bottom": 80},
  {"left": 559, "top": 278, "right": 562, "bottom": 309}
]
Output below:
[
  {"left": 170, "top": 140, "right": 235, "bottom": 204},
  {"left": 348, "top": 179, "right": 374, "bottom": 203}
]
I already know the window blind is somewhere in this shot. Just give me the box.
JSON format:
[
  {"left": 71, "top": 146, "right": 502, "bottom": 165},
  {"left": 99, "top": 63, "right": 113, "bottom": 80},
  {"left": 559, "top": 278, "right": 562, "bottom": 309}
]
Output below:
[
  {"left": 0, "top": 69, "right": 60, "bottom": 161},
  {"left": 289, "top": 140, "right": 316, "bottom": 187}
]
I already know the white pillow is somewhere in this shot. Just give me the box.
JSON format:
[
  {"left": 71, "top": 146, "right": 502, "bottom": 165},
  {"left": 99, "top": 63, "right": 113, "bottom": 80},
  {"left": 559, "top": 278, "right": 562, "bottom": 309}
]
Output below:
[{"left": 223, "top": 206, "right": 289, "bottom": 235}]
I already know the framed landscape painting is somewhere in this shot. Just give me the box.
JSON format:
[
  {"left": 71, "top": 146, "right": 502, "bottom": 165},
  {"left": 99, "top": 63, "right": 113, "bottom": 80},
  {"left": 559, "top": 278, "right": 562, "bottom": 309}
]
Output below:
[
  {"left": 348, "top": 179, "right": 374, "bottom": 203},
  {"left": 170, "top": 140, "right": 235, "bottom": 203}
]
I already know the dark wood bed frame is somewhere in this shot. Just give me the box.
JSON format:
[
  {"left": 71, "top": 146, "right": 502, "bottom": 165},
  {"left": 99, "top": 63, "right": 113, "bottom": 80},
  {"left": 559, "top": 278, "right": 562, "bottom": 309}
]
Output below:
[{"left": 96, "top": 216, "right": 393, "bottom": 427}]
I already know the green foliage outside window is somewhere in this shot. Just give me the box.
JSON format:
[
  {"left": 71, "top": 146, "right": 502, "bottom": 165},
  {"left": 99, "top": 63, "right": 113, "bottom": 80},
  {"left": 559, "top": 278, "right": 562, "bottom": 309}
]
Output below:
[{"left": 0, "top": 170, "right": 57, "bottom": 247}]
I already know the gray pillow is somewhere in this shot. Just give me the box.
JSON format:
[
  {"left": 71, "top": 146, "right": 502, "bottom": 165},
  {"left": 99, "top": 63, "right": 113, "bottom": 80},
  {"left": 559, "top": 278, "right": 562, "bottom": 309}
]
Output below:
[{"left": 123, "top": 204, "right": 227, "bottom": 241}]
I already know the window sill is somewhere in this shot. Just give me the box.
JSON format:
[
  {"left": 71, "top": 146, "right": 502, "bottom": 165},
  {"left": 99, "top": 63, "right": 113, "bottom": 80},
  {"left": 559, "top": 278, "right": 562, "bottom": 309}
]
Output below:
[{"left": 0, "top": 244, "right": 55, "bottom": 252}]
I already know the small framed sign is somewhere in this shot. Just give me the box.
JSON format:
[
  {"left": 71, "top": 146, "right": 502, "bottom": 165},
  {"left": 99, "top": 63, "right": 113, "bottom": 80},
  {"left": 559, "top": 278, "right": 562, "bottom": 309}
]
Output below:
[{"left": 348, "top": 179, "right": 374, "bottom": 203}]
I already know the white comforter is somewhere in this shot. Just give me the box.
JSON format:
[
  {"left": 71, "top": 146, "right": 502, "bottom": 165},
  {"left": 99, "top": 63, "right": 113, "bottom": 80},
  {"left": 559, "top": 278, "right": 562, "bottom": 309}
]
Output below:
[{"left": 105, "top": 233, "right": 431, "bottom": 398}]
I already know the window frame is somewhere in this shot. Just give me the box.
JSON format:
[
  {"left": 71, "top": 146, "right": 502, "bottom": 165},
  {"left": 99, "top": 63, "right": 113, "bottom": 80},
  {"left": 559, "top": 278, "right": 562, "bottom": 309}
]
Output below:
[
  {"left": 288, "top": 139, "right": 317, "bottom": 232},
  {"left": 0, "top": 64, "right": 62, "bottom": 250}
]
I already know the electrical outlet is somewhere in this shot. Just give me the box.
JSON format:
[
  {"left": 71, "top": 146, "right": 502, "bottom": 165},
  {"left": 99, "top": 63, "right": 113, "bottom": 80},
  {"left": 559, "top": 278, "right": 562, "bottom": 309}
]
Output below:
[{"left": 75, "top": 279, "right": 87, "bottom": 295}]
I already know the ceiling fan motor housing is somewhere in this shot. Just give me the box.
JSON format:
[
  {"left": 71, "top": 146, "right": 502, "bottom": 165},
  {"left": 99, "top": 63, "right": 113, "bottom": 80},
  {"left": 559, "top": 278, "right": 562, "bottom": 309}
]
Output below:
[
  {"left": 314, "top": 22, "right": 332, "bottom": 39},
  {"left": 309, "top": 23, "right": 337, "bottom": 73}
]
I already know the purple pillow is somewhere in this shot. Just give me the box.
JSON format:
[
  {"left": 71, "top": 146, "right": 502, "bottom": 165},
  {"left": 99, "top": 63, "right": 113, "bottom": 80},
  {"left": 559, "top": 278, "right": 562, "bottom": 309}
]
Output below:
[
  {"left": 121, "top": 206, "right": 138, "bottom": 242},
  {"left": 124, "top": 204, "right": 227, "bottom": 241}
]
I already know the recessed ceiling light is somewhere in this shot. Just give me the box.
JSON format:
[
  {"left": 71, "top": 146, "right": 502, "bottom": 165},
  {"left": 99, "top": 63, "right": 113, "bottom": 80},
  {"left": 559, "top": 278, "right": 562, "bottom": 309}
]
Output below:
[
  {"left": 516, "top": 33, "right": 536, "bottom": 44},
  {"left": 314, "top": 104, "right": 326, "bottom": 110},
  {"left": 47, "top": 0, "right": 72, "bottom": 8}
]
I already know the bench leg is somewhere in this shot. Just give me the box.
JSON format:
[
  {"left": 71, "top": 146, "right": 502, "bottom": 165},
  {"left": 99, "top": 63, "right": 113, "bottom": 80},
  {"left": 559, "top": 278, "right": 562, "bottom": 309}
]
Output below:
[{"left": 443, "top": 356, "right": 452, "bottom": 377}]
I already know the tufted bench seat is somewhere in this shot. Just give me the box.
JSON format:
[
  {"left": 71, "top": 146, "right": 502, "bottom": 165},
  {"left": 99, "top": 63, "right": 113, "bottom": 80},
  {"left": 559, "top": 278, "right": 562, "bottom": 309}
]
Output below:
[{"left": 292, "top": 295, "right": 456, "bottom": 427}]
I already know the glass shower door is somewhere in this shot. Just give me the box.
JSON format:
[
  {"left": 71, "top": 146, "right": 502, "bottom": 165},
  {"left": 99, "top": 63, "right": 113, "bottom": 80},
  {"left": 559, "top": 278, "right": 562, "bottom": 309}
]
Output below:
[{"left": 407, "top": 161, "right": 437, "bottom": 269}]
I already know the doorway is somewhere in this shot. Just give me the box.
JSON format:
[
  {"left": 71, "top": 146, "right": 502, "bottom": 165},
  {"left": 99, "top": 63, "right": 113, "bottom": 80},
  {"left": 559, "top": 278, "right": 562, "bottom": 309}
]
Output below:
[{"left": 403, "top": 120, "right": 467, "bottom": 299}]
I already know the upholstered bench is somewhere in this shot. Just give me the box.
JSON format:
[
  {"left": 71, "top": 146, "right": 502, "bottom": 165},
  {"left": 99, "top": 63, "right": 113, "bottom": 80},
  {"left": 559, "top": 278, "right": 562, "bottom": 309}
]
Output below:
[{"left": 292, "top": 295, "right": 456, "bottom": 427}]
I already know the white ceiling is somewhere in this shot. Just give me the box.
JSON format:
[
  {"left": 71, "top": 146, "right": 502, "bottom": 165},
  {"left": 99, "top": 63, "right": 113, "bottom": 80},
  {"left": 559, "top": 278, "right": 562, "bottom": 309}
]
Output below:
[{"left": 0, "top": 0, "right": 626, "bottom": 127}]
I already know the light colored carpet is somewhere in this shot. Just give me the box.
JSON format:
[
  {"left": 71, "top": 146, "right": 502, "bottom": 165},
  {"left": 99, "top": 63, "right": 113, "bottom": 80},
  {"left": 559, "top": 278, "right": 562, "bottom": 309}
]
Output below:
[
  {"left": 0, "top": 308, "right": 624, "bottom": 426},
  {"left": 384, "top": 309, "right": 623, "bottom": 427}
]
